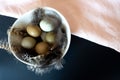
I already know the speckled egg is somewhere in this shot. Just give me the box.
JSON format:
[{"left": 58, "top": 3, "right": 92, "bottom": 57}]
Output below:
[{"left": 39, "top": 17, "right": 57, "bottom": 32}]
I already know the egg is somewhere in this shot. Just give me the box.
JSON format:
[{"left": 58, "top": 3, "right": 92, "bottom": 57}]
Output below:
[
  {"left": 21, "top": 37, "right": 36, "bottom": 49},
  {"left": 35, "top": 42, "right": 49, "bottom": 55},
  {"left": 41, "top": 32, "right": 47, "bottom": 42},
  {"left": 45, "top": 32, "right": 56, "bottom": 44},
  {"left": 26, "top": 25, "right": 41, "bottom": 37},
  {"left": 39, "top": 17, "right": 57, "bottom": 32}
]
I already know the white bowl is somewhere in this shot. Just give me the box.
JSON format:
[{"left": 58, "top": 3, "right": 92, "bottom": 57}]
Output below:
[{"left": 8, "top": 7, "right": 71, "bottom": 67}]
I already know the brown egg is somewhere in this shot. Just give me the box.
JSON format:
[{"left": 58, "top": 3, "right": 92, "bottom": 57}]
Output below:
[
  {"left": 26, "top": 25, "right": 41, "bottom": 37},
  {"left": 21, "top": 37, "right": 36, "bottom": 49},
  {"left": 35, "top": 42, "right": 49, "bottom": 55},
  {"left": 45, "top": 32, "right": 56, "bottom": 44}
]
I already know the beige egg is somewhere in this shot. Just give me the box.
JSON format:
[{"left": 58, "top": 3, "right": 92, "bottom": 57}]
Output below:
[
  {"left": 45, "top": 32, "right": 56, "bottom": 44},
  {"left": 41, "top": 32, "right": 47, "bottom": 42},
  {"left": 21, "top": 37, "right": 36, "bottom": 49},
  {"left": 26, "top": 25, "right": 41, "bottom": 37},
  {"left": 35, "top": 42, "right": 49, "bottom": 55}
]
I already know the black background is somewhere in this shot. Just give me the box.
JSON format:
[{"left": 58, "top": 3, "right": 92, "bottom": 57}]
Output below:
[{"left": 0, "top": 15, "right": 120, "bottom": 80}]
